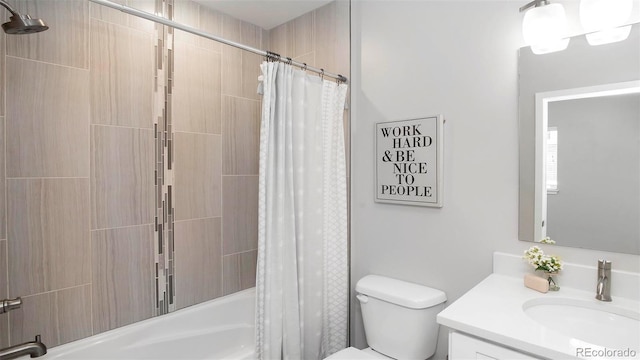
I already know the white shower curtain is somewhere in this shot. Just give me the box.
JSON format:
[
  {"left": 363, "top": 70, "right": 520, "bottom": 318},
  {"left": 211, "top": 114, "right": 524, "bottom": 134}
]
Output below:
[{"left": 256, "top": 61, "right": 349, "bottom": 360}]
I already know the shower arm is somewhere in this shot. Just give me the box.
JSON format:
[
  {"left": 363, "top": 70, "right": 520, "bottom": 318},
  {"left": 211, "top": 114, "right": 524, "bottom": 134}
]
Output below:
[{"left": 0, "top": 0, "right": 18, "bottom": 16}]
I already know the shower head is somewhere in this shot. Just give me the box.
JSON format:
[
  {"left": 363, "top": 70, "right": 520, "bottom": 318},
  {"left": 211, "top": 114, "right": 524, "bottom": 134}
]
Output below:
[
  {"left": 0, "top": 0, "right": 48, "bottom": 34},
  {"left": 2, "top": 14, "right": 48, "bottom": 34}
]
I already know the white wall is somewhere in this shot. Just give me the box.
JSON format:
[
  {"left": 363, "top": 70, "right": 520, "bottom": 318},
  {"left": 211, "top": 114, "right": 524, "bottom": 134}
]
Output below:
[{"left": 350, "top": 1, "right": 640, "bottom": 359}]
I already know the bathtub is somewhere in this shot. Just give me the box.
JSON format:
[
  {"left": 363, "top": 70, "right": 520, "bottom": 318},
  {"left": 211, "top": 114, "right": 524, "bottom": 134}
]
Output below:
[{"left": 39, "top": 288, "right": 255, "bottom": 360}]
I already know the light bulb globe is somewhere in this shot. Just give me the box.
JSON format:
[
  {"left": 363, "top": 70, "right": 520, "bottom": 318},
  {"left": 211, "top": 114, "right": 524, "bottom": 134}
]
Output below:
[{"left": 522, "top": 3, "right": 570, "bottom": 54}]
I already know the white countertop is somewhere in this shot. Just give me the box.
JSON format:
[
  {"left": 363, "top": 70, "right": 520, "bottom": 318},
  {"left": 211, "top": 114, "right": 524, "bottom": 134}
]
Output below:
[{"left": 437, "top": 273, "right": 640, "bottom": 360}]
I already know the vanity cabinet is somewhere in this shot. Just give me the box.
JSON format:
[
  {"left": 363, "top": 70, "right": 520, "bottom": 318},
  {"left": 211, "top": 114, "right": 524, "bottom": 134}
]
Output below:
[{"left": 449, "top": 331, "right": 543, "bottom": 360}]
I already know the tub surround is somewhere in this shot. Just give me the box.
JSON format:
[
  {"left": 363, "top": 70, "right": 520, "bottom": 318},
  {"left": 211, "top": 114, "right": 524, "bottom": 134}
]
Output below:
[
  {"left": 0, "top": 0, "right": 349, "bottom": 349},
  {"left": 437, "top": 252, "right": 640, "bottom": 359}
]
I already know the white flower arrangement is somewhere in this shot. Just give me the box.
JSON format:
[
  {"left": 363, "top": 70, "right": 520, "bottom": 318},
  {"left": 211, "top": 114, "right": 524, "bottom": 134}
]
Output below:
[
  {"left": 523, "top": 245, "right": 563, "bottom": 273},
  {"left": 540, "top": 237, "right": 555, "bottom": 245}
]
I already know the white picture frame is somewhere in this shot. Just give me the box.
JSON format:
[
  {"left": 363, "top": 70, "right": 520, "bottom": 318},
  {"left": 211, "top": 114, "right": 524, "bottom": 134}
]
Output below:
[{"left": 375, "top": 115, "right": 444, "bottom": 207}]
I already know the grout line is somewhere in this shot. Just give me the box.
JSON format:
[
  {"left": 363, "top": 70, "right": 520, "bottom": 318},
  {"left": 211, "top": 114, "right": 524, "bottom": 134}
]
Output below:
[
  {"left": 238, "top": 22, "right": 246, "bottom": 104},
  {"left": 3, "top": 43, "right": 9, "bottom": 345},
  {"left": 174, "top": 36, "right": 222, "bottom": 55},
  {"left": 172, "top": 130, "right": 221, "bottom": 136},
  {"left": 220, "top": 134, "right": 225, "bottom": 296},
  {"left": 92, "top": 123, "right": 155, "bottom": 131},
  {"left": 88, "top": 281, "right": 94, "bottom": 337},
  {"left": 1, "top": 240, "right": 6, "bottom": 329},
  {"left": 88, "top": 1, "right": 95, "bottom": 336},
  {"left": 294, "top": 50, "right": 315, "bottom": 60},
  {"left": 220, "top": 94, "right": 261, "bottom": 103},
  {"left": 54, "top": 290, "right": 60, "bottom": 346},
  {"left": 91, "top": 223, "right": 155, "bottom": 233},
  {"left": 5, "top": 55, "right": 89, "bottom": 72},
  {"left": 39, "top": 181, "right": 48, "bottom": 297},
  {"left": 6, "top": 177, "right": 90, "bottom": 180},
  {"left": 90, "top": 17, "right": 156, "bottom": 39},
  {"left": 222, "top": 248, "right": 258, "bottom": 258},
  {"left": 173, "top": 216, "right": 221, "bottom": 224},
  {"left": 84, "top": 0, "right": 90, "bottom": 71},
  {"left": 220, "top": 16, "right": 227, "bottom": 122},
  {"left": 2, "top": 114, "right": 7, "bottom": 306},
  {"left": 18, "top": 283, "right": 92, "bottom": 299}
]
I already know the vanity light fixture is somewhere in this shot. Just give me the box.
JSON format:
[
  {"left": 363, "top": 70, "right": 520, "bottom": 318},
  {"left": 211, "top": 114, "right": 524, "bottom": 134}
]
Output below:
[
  {"left": 520, "top": 0, "right": 570, "bottom": 54},
  {"left": 580, "top": 0, "right": 633, "bottom": 45}
]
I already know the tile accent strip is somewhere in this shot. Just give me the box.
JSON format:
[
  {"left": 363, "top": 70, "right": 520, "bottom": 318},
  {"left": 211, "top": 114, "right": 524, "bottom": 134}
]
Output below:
[{"left": 153, "top": 0, "right": 176, "bottom": 316}]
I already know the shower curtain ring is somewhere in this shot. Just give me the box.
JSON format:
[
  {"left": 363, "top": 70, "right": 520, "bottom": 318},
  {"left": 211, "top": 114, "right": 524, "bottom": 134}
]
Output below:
[
  {"left": 320, "top": 69, "right": 325, "bottom": 80},
  {"left": 266, "top": 51, "right": 280, "bottom": 63},
  {"left": 302, "top": 63, "right": 307, "bottom": 71},
  {"left": 286, "top": 57, "right": 292, "bottom": 65}
]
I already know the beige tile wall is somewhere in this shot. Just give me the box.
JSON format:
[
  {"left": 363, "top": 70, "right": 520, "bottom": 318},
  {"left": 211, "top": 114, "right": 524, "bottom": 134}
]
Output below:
[
  {"left": 173, "top": 132, "right": 222, "bottom": 221},
  {"left": 222, "top": 176, "right": 258, "bottom": 255},
  {"left": 1, "top": 28, "right": 5, "bottom": 117},
  {"left": 9, "top": 285, "right": 93, "bottom": 346},
  {"left": 8, "top": 291, "right": 57, "bottom": 346},
  {"left": 0, "top": 239, "right": 7, "bottom": 348},
  {"left": 171, "top": 0, "right": 350, "bottom": 309},
  {"left": 90, "top": 19, "right": 154, "bottom": 129},
  {"left": 90, "top": 126, "right": 155, "bottom": 229},
  {"left": 174, "top": 218, "right": 222, "bottom": 309},
  {"left": 220, "top": 14, "right": 264, "bottom": 101},
  {"left": 1, "top": 0, "right": 157, "bottom": 348},
  {"left": 6, "top": 57, "right": 90, "bottom": 178},
  {"left": 0, "top": 0, "right": 349, "bottom": 350},
  {"left": 269, "top": 0, "right": 351, "bottom": 175},
  {"left": 0, "top": 117, "right": 5, "bottom": 240},
  {"left": 171, "top": 0, "right": 265, "bottom": 308},
  {"left": 221, "top": 96, "right": 260, "bottom": 175},
  {"left": 172, "top": 43, "right": 221, "bottom": 134},
  {"left": 91, "top": 225, "right": 155, "bottom": 333},
  {"left": 223, "top": 250, "right": 258, "bottom": 296},
  {"left": 7, "top": 178, "right": 90, "bottom": 296},
  {"left": 6, "top": 0, "right": 89, "bottom": 69},
  {"left": 3, "top": 0, "right": 93, "bottom": 348},
  {"left": 0, "top": 105, "right": 5, "bottom": 347},
  {"left": 89, "top": 4, "right": 156, "bottom": 333}
]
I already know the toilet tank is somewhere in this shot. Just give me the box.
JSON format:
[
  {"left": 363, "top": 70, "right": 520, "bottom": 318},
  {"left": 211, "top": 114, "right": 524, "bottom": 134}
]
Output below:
[{"left": 356, "top": 275, "right": 447, "bottom": 360}]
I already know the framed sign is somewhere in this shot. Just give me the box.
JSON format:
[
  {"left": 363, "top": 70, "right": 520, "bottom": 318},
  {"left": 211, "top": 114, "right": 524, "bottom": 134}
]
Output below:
[{"left": 375, "top": 115, "right": 444, "bottom": 207}]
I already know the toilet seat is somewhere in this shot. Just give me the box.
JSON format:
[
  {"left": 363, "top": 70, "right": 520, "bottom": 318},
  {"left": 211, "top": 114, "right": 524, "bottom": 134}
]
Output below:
[{"left": 325, "top": 347, "right": 389, "bottom": 359}]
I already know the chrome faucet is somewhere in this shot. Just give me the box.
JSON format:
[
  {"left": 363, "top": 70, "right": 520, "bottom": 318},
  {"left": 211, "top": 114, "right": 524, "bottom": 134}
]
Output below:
[
  {"left": 0, "top": 297, "right": 22, "bottom": 314},
  {"left": 0, "top": 335, "right": 47, "bottom": 359},
  {"left": 595, "top": 260, "right": 612, "bottom": 302}
]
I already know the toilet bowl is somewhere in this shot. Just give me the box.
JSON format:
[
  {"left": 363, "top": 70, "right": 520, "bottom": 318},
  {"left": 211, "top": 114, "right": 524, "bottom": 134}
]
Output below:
[{"left": 327, "top": 275, "right": 446, "bottom": 360}]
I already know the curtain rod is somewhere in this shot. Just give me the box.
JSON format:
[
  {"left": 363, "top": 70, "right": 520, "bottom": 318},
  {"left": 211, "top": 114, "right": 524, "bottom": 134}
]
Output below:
[{"left": 89, "top": 0, "right": 348, "bottom": 83}]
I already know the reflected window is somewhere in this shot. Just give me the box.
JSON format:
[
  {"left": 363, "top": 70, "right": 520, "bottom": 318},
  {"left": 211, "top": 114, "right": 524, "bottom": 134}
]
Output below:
[{"left": 546, "top": 127, "right": 558, "bottom": 194}]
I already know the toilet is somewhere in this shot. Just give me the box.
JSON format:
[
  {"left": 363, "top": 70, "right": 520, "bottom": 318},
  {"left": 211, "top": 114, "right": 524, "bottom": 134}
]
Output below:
[{"left": 327, "top": 275, "right": 447, "bottom": 360}]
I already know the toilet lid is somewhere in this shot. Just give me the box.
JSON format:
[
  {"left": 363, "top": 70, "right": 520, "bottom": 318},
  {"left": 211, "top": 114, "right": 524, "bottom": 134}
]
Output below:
[{"left": 325, "top": 347, "right": 384, "bottom": 360}]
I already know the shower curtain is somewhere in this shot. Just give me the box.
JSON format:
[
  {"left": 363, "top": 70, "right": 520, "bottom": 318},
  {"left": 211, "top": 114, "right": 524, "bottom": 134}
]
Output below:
[{"left": 255, "top": 61, "right": 349, "bottom": 360}]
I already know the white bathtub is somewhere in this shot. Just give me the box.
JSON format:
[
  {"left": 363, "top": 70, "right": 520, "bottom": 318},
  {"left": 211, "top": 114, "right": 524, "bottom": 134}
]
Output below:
[{"left": 40, "top": 288, "right": 255, "bottom": 360}]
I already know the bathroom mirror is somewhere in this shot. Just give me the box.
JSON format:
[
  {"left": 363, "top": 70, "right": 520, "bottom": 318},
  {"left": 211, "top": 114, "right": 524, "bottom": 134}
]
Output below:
[{"left": 518, "top": 23, "right": 640, "bottom": 254}]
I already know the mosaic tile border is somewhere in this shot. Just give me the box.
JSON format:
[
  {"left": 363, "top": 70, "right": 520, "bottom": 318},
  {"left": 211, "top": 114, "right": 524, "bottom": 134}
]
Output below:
[{"left": 153, "top": 0, "right": 175, "bottom": 316}]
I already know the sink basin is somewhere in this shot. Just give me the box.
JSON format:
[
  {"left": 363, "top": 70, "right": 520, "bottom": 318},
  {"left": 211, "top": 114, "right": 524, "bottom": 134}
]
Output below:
[{"left": 523, "top": 298, "right": 640, "bottom": 350}]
